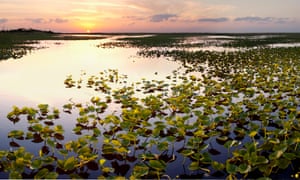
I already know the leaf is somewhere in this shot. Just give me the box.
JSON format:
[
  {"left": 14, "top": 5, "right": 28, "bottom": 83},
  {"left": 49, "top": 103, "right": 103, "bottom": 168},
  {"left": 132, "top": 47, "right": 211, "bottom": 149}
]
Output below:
[
  {"left": 140, "top": 153, "right": 155, "bottom": 161},
  {"left": 59, "top": 149, "right": 68, "bottom": 157},
  {"left": 238, "top": 163, "right": 251, "bottom": 174},
  {"left": 211, "top": 161, "right": 225, "bottom": 171},
  {"left": 149, "top": 160, "right": 166, "bottom": 171},
  {"left": 93, "top": 128, "right": 101, "bottom": 137},
  {"left": 54, "top": 125, "right": 64, "bottom": 134},
  {"left": 26, "top": 132, "right": 34, "bottom": 139},
  {"left": 189, "top": 161, "right": 200, "bottom": 171},
  {"left": 42, "top": 156, "right": 55, "bottom": 164},
  {"left": 268, "top": 138, "right": 280, "bottom": 144},
  {"left": 253, "top": 156, "right": 269, "bottom": 166},
  {"left": 102, "top": 167, "right": 114, "bottom": 173},
  {"left": 34, "top": 168, "right": 49, "bottom": 179},
  {"left": 111, "top": 140, "right": 122, "bottom": 147},
  {"left": 31, "top": 159, "right": 42, "bottom": 169},
  {"left": 9, "top": 171, "right": 22, "bottom": 179},
  {"left": 166, "top": 136, "right": 176, "bottom": 142},
  {"left": 0, "top": 151, "right": 8, "bottom": 159},
  {"left": 269, "top": 150, "right": 284, "bottom": 160},
  {"left": 64, "top": 156, "right": 77, "bottom": 171},
  {"left": 47, "top": 139, "right": 56, "bottom": 148},
  {"left": 132, "top": 164, "right": 149, "bottom": 178},
  {"left": 226, "top": 162, "right": 237, "bottom": 174},
  {"left": 31, "top": 123, "right": 43, "bottom": 132},
  {"left": 249, "top": 131, "right": 257, "bottom": 138},
  {"left": 91, "top": 96, "right": 100, "bottom": 104},
  {"left": 224, "top": 140, "right": 240, "bottom": 149},
  {"left": 283, "top": 153, "right": 296, "bottom": 160},
  {"left": 157, "top": 141, "right": 169, "bottom": 151},
  {"left": 216, "top": 136, "right": 228, "bottom": 142},
  {"left": 99, "top": 159, "right": 106, "bottom": 166},
  {"left": 73, "top": 126, "right": 82, "bottom": 134},
  {"left": 45, "top": 172, "right": 59, "bottom": 179},
  {"left": 277, "top": 158, "right": 290, "bottom": 169},
  {"left": 8, "top": 130, "right": 24, "bottom": 138}
]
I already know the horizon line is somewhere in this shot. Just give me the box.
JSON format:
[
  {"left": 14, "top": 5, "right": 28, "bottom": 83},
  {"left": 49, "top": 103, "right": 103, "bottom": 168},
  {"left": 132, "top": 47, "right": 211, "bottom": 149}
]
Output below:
[{"left": 1, "top": 28, "right": 300, "bottom": 34}]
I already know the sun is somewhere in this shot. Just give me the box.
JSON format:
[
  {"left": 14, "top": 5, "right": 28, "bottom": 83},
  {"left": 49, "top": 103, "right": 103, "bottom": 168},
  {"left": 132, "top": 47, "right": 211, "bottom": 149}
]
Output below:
[{"left": 76, "top": 20, "right": 96, "bottom": 33}]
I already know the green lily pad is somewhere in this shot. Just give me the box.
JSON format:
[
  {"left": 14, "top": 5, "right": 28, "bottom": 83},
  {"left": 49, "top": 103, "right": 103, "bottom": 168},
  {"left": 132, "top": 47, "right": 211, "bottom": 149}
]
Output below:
[{"left": 149, "top": 160, "right": 166, "bottom": 171}]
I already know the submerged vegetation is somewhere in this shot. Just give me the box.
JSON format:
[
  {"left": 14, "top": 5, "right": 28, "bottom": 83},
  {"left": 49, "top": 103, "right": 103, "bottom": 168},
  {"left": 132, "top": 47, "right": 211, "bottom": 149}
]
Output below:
[{"left": 1, "top": 33, "right": 300, "bottom": 178}]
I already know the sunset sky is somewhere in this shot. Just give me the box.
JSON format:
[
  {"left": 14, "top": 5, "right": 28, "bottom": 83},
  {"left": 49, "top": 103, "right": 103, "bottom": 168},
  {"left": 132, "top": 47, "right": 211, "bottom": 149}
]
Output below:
[{"left": 0, "top": 0, "right": 300, "bottom": 33}]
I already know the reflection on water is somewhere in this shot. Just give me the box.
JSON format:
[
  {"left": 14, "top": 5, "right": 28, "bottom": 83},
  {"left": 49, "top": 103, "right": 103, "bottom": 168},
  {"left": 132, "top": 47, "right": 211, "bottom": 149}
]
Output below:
[
  {"left": 1, "top": 35, "right": 300, "bottom": 178},
  {"left": 0, "top": 39, "right": 179, "bottom": 117},
  {"left": 0, "top": 37, "right": 185, "bottom": 178},
  {"left": 268, "top": 42, "right": 300, "bottom": 48},
  {"left": 0, "top": 38, "right": 181, "bottom": 146},
  {"left": 0, "top": 39, "right": 180, "bottom": 107},
  {"left": 0, "top": 40, "right": 177, "bottom": 177}
]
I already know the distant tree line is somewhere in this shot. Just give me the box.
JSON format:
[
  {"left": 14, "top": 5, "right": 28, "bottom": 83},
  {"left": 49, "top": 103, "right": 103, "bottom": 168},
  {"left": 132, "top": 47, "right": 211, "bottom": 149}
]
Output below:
[{"left": 0, "top": 28, "right": 54, "bottom": 34}]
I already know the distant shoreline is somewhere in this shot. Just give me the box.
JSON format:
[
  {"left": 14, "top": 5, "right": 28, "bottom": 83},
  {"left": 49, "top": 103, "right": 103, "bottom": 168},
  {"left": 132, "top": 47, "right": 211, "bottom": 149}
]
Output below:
[{"left": 1, "top": 28, "right": 300, "bottom": 36}]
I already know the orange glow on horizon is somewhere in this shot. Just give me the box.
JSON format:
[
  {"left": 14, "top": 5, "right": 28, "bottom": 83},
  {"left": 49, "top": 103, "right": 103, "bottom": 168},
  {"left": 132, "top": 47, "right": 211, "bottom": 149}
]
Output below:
[{"left": 69, "top": 20, "right": 98, "bottom": 33}]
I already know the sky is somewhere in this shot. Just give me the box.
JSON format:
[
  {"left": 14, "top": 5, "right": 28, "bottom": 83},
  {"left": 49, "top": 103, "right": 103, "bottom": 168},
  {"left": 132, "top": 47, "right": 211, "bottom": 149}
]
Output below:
[{"left": 0, "top": 0, "right": 300, "bottom": 33}]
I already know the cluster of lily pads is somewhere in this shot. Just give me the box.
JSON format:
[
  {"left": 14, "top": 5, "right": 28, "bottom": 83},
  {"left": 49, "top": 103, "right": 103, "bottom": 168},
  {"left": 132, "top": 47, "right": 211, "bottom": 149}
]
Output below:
[
  {"left": 2, "top": 45, "right": 300, "bottom": 179},
  {"left": 2, "top": 33, "right": 300, "bottom": 179},
  {"left": 99, "top": 33, "right": 300, "bottom": 49}
]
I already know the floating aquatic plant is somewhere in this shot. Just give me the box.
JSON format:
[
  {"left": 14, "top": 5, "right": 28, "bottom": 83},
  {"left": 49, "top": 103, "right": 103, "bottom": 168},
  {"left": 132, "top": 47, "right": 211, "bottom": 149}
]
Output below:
[{"left": 2, "top": 34, "right": 300, "bottom": 178}]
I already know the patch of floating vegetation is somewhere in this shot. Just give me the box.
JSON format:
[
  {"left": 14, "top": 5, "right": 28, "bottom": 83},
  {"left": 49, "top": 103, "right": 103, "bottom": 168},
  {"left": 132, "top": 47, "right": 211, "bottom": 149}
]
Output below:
[
  {"left": 2, "top": 33, "right": 300, "bottom": 178},
  {"left": 222, "top": 33, "right": 300, "bottom": 48},
  {"left": 99, "top": 33, "right": 300, "bottom": 49},
  {"left": 3, "top": 44, "right": 300, "bottom": 178}
]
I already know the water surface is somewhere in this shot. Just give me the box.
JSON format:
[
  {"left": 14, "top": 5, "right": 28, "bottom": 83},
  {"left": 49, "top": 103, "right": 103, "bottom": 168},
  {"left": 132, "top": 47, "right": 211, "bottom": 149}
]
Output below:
[{"left": 0, "top": 37, "right": 181, "bottom": 151}]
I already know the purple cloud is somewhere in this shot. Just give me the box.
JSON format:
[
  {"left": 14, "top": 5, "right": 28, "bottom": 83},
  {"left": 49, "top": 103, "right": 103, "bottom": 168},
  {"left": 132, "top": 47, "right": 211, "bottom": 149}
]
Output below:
[
  {"left": 0, "top": 18, "right": 8, "bottom": 24},
  {"left": 275, "top": 18, "right": 292, "bottom": 24},
  {"left": 25, "top": 18, "right": 46, "bottom": 24},
  {"left": 150, "top": 14, "right": 177, "bottom": 22},
  {"left": 234, "top": 16, "right": 293, "bottom": 24},
  {"left": 234, "top": 16, "right": 274, "bottom": 23},
  {"left": 25, "top": 18, "right": 68, "bottom": 24},
  {"left": 54, "top": 18, "right": 68, "bottom": 23},
  {"left": 198, "top": 17, "right": 229, "bottom": 23},
  {"left": 123, "top": 16, "right": 145, "bottom": 21}
]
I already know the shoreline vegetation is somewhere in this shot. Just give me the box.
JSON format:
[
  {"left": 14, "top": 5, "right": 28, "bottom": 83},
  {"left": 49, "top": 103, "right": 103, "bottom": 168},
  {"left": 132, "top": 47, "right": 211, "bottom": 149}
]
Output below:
[
  {"left": 2, "top": 28, "right": 300, "bottom": 60},
  {"left": 0, "top": 28, "right": 107, "bottom": 60},
  {"left": 1, "top": 28, "right": 300, "bottom": 179}
]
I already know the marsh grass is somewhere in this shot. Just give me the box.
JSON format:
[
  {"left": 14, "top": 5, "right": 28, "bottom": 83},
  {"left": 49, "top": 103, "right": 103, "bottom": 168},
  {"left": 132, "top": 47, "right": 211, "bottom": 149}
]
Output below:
[{"left": 0, "top": 29, "right": 106, "bottom": 60}]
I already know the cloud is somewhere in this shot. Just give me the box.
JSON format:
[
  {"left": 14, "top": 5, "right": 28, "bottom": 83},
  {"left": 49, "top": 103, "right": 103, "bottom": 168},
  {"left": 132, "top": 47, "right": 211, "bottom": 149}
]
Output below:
[
  {"left": 150, "top": 14, "right": 177, "bottom": 22},
  {"left": 198, "top": 17, "right": 229, "bottom": 23},
  {"left": 235, "top": 16, "right": 273, "bottom": 23},
  {"left": 25, "top": 18, "right": 68, "bottom": 24},
  {"left": 275, "top": 17, "right": 293, "bottom": 24},
  {"left": 0, "top": 18, "right": 8, "bottom": 24},
  {"left": 234, "top": 16, "right": 293, "bottom": 24},
  {"left": 72, "top": 1, "right": 146, "bottom": 11},
  {"left": 54, "top": 18, "right": 68, "bottom": 23},
  {"left": 123, "top": 16, "right": 146, "bottom": 21},
  {"left": 25, "top": 18, "right": 46, "bottom": 24}
]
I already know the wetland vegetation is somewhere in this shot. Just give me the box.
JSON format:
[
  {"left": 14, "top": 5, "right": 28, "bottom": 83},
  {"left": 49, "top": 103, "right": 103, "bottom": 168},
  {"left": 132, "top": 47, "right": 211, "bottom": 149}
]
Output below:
[
  {"left": 0, "top": 29, "right": 106, "bottom": 60},
  {"left": 1, "top": 31, "right": 300, "bottom": 179}
]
